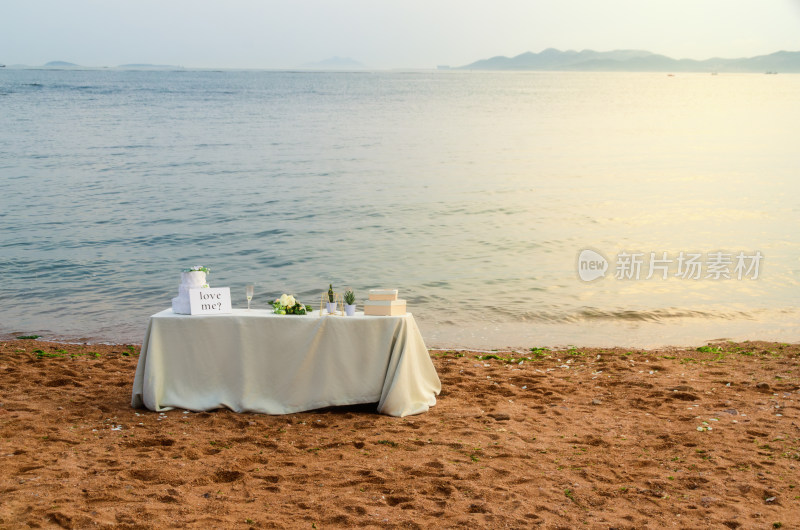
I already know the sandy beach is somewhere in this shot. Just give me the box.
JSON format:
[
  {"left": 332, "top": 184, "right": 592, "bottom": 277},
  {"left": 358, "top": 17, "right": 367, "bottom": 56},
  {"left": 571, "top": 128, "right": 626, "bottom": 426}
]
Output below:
[{"left": 1, "top": 338, "right": 798, "bottom": 528}]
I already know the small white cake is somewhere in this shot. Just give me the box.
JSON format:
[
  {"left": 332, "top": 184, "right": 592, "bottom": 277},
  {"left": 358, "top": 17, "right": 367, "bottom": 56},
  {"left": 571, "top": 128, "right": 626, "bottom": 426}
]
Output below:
[{"left": 171, "top": 271, "right": 208, "bottom": 314}]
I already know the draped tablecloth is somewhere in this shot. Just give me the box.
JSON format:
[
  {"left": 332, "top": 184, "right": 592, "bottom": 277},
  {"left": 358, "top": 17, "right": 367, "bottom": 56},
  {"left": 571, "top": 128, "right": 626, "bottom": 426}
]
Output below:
[{"left": 131, "top": 309, "right": 441, "bottom": 417}]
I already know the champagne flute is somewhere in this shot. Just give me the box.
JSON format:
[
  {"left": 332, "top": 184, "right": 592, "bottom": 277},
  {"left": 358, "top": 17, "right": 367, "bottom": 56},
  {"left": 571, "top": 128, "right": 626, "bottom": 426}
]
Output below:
[{"left": 246, "top": 284, "right": 254, "bottom": 310}]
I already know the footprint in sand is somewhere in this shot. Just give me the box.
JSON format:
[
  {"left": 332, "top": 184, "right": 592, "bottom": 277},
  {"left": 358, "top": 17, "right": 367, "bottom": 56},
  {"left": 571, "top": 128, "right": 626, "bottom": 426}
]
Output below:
[{"left": 212, "top": 470, "right": 243, "bottom": 483}]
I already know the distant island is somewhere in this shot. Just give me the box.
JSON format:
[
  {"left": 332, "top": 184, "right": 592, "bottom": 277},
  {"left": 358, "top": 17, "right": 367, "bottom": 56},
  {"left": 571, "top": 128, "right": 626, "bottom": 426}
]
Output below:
[
  {"left": 44, "top": 61, "right": 79, "bottom": 67},
  {"left": 302, "top": 56, "right": 366, "bottom": 70},
  {"left": 461, "top": 48, "right": 800, "bottom": 73},
  {"left": 9, "top": 61, "right": 181, "bottom": 70}
]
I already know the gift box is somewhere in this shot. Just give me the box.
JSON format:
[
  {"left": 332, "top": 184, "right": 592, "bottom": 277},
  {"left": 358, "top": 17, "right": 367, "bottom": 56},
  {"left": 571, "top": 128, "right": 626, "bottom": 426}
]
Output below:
[
  {"left": 364, "top": 299, "right": 407, "bottom": 316},
  {"left": 368, "top": 289, "right": 398, "bottom": 301}
]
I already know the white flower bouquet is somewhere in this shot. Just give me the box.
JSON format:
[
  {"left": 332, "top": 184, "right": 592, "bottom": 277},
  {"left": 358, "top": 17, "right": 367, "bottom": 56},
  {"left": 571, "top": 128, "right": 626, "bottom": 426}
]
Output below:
[{"left": 272, "top": 294, "right": 313, "bottom": 315}]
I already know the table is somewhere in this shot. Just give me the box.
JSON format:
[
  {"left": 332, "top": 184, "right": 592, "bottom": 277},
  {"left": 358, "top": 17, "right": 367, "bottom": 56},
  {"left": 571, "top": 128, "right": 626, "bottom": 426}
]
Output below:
[{"left": 131, "top": 309, "right": 441, "bottom": 417}]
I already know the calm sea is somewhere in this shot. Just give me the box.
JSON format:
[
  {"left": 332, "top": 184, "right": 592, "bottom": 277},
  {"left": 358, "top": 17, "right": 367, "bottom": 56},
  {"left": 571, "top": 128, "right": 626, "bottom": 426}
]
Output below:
[{"left": 1, "top": 68, "right": 798, "bottom": 348}]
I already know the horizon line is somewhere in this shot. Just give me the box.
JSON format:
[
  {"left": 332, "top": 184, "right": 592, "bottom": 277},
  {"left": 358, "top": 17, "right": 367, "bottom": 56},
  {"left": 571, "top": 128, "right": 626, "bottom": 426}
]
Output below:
[{"left": 4, "top": 47, "right": 799, "bottom": 71}]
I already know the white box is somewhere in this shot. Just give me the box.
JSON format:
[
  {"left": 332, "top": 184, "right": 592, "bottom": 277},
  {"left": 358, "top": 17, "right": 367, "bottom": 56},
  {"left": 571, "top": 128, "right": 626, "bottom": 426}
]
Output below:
[
  {"left": 364, "top": 299, "right": 406, "bottom": 316},
  {"left": 369, "top": 289, "right": 399, "bottom": 301}
]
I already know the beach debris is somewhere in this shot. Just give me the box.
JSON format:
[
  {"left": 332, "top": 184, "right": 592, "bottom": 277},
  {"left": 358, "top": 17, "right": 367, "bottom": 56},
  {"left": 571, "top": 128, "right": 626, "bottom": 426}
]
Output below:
[
  {"left": 756, "top": 382, "right": 772, "bottom": 393},
  {"left": 700, "top": 496, "right": 718, "bottom": 507},
  {"left": 591, "top": 399, "right": 603, "bottom": 405}
]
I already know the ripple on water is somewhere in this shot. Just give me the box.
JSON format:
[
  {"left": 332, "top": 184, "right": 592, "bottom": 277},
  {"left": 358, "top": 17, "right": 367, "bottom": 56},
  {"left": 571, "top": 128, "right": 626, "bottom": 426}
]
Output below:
[{"left": 0, "top": 68, "right": 797, "bottom": 345}]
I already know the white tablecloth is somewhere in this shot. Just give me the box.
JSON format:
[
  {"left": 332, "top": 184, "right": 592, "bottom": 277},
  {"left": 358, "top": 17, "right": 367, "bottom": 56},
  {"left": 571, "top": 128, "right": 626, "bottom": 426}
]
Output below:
[{"left": 131, "top": 309, "right": 441, "bottom": 417}]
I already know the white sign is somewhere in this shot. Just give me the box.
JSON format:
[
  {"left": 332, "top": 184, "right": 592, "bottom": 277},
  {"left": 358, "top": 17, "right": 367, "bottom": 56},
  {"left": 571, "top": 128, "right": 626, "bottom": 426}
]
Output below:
[{"left": 189, "top": 287, "right": 232, "bottom": 315}]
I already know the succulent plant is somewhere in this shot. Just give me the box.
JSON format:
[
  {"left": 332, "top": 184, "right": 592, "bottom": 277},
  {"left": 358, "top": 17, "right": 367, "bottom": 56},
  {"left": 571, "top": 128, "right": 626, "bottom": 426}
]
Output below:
[{"left": 344, "top": 289, "right": 355, "bottom": 305}]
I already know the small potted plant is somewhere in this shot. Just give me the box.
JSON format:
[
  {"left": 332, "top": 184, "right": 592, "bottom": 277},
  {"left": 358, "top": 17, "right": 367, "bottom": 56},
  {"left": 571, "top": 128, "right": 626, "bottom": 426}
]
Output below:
[
  {"left": 326, "top": 284, "right": 337, "bottom": 314},
  {"left": 344, "top": 289, "right": 356, "bottom": 316}
]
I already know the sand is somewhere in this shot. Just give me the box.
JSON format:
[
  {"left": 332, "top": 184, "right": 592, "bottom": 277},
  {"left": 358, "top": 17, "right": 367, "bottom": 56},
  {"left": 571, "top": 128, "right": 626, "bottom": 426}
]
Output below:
[{"left": 1, "top": 338, "right": 798, "bottom": 529}]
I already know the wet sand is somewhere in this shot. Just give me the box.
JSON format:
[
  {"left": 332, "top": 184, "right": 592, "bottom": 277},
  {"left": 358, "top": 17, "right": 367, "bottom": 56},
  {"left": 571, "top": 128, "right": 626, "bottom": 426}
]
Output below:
[{"left": 1, "top": 338, "right": 798, "bottom": 528}]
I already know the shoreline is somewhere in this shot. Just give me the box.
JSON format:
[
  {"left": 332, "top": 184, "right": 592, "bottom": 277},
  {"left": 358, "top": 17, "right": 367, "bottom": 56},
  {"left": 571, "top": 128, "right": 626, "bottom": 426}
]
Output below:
[
  {"left": 3, "top": 324, "right": 798, "bottom": 352},
  {"left": 5, "top": 307, "right": 799, "bottom": 352},
  {"left": 3, "top": 306, "right": 799, "bottom": 353},
  {"left": 3, "top": 333, "right": 798, "bottom": 352},
  {"left": 1, "top": 338, "right": 799, "bottom": 527}
]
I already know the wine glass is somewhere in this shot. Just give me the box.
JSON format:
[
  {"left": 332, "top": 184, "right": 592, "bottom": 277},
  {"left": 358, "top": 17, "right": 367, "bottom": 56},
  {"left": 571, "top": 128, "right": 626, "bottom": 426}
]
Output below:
[{"left": 246, "top": 284, "right": 254, "bottom": 310}]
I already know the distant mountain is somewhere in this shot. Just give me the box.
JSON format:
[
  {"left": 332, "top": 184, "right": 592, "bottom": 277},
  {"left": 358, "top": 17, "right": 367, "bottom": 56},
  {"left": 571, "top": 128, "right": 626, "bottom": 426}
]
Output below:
[
  {"left": 461, "top": 49, "right": 800, "bottom": 73},
  {"left": 44, "top": 61, "right": 79, "bottom": 67},
  {"left": 302, "top": 56, "right": 366, "bottom": 70}
]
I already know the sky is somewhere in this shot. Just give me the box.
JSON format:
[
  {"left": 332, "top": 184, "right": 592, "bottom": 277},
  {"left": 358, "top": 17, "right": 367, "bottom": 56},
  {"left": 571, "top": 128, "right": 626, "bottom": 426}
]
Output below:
[{"left": 2, "top": 0, "right": 799, "bottom": 69}]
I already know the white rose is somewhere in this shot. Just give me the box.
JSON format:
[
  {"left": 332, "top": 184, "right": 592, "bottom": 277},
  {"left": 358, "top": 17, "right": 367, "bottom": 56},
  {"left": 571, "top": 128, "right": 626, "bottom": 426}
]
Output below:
[
  {"left": 279, "top": 294, "right": 291, "bottom": 307},
  {"left": 285, "top": 295, "right": 296, "bottom": 307}
]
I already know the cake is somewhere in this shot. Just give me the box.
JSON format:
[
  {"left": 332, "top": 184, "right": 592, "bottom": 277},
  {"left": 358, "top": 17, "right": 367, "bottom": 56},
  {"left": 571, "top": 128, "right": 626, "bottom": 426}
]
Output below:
[
  {"left": 364, "top": 289, "right": 406, "bottom": 316},
  {"left": 171, "top": 269, "right": 209, "bottom": 314}
]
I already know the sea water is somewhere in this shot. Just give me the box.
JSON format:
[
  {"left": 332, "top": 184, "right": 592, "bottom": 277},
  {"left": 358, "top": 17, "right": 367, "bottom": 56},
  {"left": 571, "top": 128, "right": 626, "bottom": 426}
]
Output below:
[{"left": 1, "top": 68, "right": 798, "bottom": 347}]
